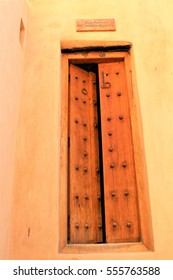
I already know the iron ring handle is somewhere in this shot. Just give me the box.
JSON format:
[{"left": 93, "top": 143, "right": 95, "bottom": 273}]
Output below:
[{"left": 101, "top": 82, "right": 111, "bottom": 89}]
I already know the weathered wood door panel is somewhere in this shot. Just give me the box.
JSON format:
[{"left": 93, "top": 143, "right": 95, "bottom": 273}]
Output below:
[
  {"left": 98, "top": 62, "right": 140, "bottom": 243},
  {"left": 69, "top": 64, "right": 102, "bottom": 244}
]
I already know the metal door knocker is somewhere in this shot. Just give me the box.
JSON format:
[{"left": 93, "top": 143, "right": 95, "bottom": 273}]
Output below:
[{"left": 101, "top": 71, "right": 111, "bottom": 89}]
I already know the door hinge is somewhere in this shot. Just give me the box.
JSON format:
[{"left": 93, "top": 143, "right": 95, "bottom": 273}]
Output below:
[{"left": 68, "top": 137, "right": 70, "bottom": 147}]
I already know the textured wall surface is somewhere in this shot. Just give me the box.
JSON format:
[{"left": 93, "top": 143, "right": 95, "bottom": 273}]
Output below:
[
  {"left": 0, "top": 0, "right": 27, "bottom": 259},
  {"left": 2, "top": 0, "right": 173, "bottom": 259}
]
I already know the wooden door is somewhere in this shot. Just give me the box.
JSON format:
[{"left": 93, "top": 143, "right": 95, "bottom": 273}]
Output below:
[
  {"left": 98, "top": 61, "right": 140, "bottom": 243},
  {"left": 69, "top": 64, "right": 103, "bottom": 244},
  {"left": 68, "top": 62, "right": 140, "bottom": 244}
]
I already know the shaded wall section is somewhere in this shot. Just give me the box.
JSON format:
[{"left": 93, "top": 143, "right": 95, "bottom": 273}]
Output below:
[{"left": 0, "top": 0, "right": 27, "bottom": 259}]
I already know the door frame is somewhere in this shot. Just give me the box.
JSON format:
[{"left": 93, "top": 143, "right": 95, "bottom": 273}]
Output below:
[{"left": 59, "top": 46, "right": 154, "bottom": 254}]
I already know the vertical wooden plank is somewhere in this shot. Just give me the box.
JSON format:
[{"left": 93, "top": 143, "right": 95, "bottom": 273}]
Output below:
[
  {"left": 98, "top": 61, "right": 140, "bottom": 243},
  {"left": 89, "top": 72, "right": 103, "bottom": 243},
  {"left": 69, "top": 64, "right": 102, "bottom": 243}
]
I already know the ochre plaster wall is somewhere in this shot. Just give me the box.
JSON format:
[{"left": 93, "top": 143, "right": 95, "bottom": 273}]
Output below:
[
  {"left": 8, "top": 0, "right": 173, "bottom": 259},
  {"left": 0, "top": 0, "right": 27, "bottom": 259}
]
